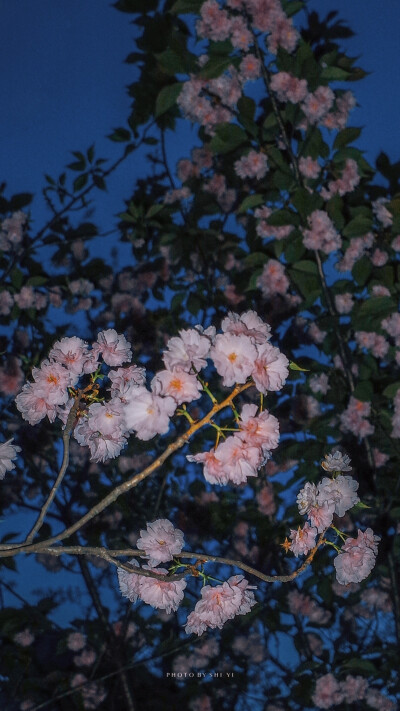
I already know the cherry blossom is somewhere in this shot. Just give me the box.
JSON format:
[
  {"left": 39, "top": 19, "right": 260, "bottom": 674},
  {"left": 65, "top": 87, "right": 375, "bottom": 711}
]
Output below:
[
  {"left": 334, "top": 528, "right": 380, "bottom": 585},
  {"left": 0, "top": 438, "right": 21, "bottom": 479},
  {"left": 185, "top": 575, "right": 257, "bottom": 636},
  {"left": 136, "top": 519, "right": 185, "bottom": 566}
]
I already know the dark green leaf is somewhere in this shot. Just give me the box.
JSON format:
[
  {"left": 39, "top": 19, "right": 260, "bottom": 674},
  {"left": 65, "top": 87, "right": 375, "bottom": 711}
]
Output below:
[{"left": 155, "top": 83, "right": 183, "bottom": 118}]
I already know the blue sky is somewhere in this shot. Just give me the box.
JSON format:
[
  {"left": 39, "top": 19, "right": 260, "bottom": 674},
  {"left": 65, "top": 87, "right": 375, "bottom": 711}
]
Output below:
[{"left": 1, "top": 0, "right": 400, "bottom": 236}]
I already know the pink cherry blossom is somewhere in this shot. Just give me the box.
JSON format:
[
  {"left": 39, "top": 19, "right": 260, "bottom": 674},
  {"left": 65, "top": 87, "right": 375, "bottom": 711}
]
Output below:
[
  {"left": 301, "top": 86, "right": 335, "bottom": 124},
  {"left": 0, "top": 438, "right": 21, "bottom": 479},
  {"left": 48, "top": 336, "right": 92, "bottom": 376},
  {"left": 0, "top": 289, "right": 14, "bottom": 315},
  {"left": 163, "top": 327, "right": 214, "bottom": 372},
  {"left": 251, "top": 342, "right": 289, "bottom": 393},
  {"left": 289, "top": 522, "right": 317, "bottom": 557},
  {"left": 234, "top": 151, "right": 269, "bottom": 180},
  {"left": 312, "top": 673, "right": 344, "bottom": 708},
  {"left": 340, "top": 675, "right": 368, "bottom": 703},
  {"left": 339, "top": 396, "right": 375, "bottom": 438},
  {"left": 118, "top": 558, "right": 142, "bottom": 602},
  {"left": 151, "top": 369, "right": 202, "bottom": 404},
  {"left": 187, "top": 448, "right": 227, "bottom": 484},
  {"left": 239, "top": 54, "right": 261, "bottom": 81},
  {"left": 108, "top": 364, "right": 146, "bottom": 398},
  {"left": 256, "top": 483, "right": 276, "bottom": 515},
  {"left": 299, "top": 156, "right": 321, "bottom": 179},
  {"left": 210, "top": 332, "right": 257, "bottom": 386},
  {"left": 270, "top": 72, "right": 308, "bottom": 103},
  {"left": 67, "top": 632, "right": 87, "bottom": 651},
  {"left": 137, "top": 519, "right": 185, "bottom": 566},
  {"left": 334, "top": 528, "right": 380, "bottom": 585},
  {"left": 138, "top": 565, "right": 187, "bottom": 613},
  {"left": 221, "top": 310, "right": 272, "bottom": 344},
  {"left": 237, "top": 403, "right": 280, "bottom": 452},
  {"left": 309, "top": 373, "right": 330, "bottom": 395},
  {"left": 185, "top": 575, "right": 256, "bottom": 636},
  {"left": 213, "top": 434, "right": 264, "bottom": 485},
  {"left": 13, "top": 628, "right": 34, "bottom": 647},
  {"left": 321, "top": 159, "right": 360, "bottom": 200},
  {"left": 372, "top": 197, "right": 393, "bottom": 227},
  {"left": 123, "top": 386, "right": 176, "bottom": 440},
  {"left": 93, "top": 329, "right": 132, "bottom": 366},
  {"left": 317, "top": 475, "right": 359, "bottom": 517},
  {"left": 0, "top": 355, "right": 24, "bottom": 397},
  {"left": 334, "top": 293, "right": 354, "bottom": 314},
  {"left": 302, "top": 210, "right": 342, "bottom": 254},
  {"left": 257, "top": 259, "right": 290, "bottom": 297},
  {"left": 255, "top": 206, "right": 293, "bottom": 240}
]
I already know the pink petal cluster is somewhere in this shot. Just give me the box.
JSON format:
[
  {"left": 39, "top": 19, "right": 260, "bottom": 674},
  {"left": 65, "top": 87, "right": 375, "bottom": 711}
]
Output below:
[
  {"left": 321, "top": 90, "right": 356, "bottom": 130},
  {"left": 234, "top": 150, "right": 269, "bottom": 180},
  {"left": 298, "top": 156, "right": 321, "bottom": 179},
  {"left": 309, "top": 373, "right": 330, "bottom": 395},
  {"left": 92, "top": 329, "right": 132, "bottom": 366},
  {"left": 255, "top": 206, "right": 293, "bottom": 240},
  {"left": 0, "top": 210, "right": 26, "bottom": 250},
  {"left": 163, "top": 326, "right": 214, "bottom": 372},
  {"left": 287, "top": 589, "right": 331, "bottom": 623},
  {"left": 152, "top": 369, "right": 202, "bottom": 405},
  {"left": 334, "top": 528, "right": 380, "bottom": 585},
  {"left": 74, "top": 399, "right": 128, "bottom": 462},
  {"left": 334, "top": 292, "right": 354, "bottom": 314},
  {"left": 382, "top": 312, "right": 400, "bottom": 347},
  {"left": 336, "top": 232, "right": 374, "bottom": 272},
  {"left": 301, "top": 86, "right": 335, "bottom": 124},
  {"left": 317, "top": 475, "right": 359, "bottom": 518},
  {"left": 203, "top": 173, "right": 236, "bottom": 212},
  {"left": 239, "top": 54, "right": 261, "bottom": 81},
  {"left": 302, "top": 210, "right": 342, "bottom": 254},
  {"left": 339, "top": 396, "right": 375, "bottom": 438},
  {"left": 321, "top": 159, "right": 360, "bottom": 200},
  {"left": 256, "top": 482, "right": 276, "bottom": 515},
  {"left": 136, "top": 519, "right": 185, "bottom": 566},
  {"left": 270, "top": 71, "right": 307, "bottom": 103},
  {"left": 256, "top": 259, "right": 290, "bottom": 297},
  {"left": 119, "top": 559, "right": 186, "bottom": 615},
  {"left": 0, "top": 290, "right": 14, "bottom": 315},
  {"left": 185, "top": 575, "right": 256, "bottom": 636},
  {"left": 0, "top": 438, "right": 21, "bottom": 480},
  {"left": 0, "top": 355, "right": 24, "bottom": 397},
  {"left": 372, "top": 197, "right": 393, "bottom": 227},
  {"left": 312, "top": 673, "right": 344, "bottom": 708},
  {"left": 355, "top": 331, "right": 389, "bottom": 359},
  {"left": 391, "top": 389, "right": 400, "bottom": 438},
  {"left": 48, "top": 336, "right": 98, "bottom": 375},
  {"left": 15, "top": 359, "right": 77, "bottom": 425},
  {"left": 123, "top": 386, "right": 176, "bottom": 441},
  {"left": 288, "top": 522, "right": 317, "bottom": 556}
]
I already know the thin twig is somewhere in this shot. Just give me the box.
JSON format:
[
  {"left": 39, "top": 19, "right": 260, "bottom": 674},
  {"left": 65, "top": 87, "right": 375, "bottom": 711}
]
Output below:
[{"left": 24, "top": 397, "right": 81, "bottom": 544}]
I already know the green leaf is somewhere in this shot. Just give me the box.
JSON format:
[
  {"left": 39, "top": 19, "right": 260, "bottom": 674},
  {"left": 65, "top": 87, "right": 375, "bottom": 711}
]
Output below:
[
  {"left": 352, "top": 296, "right": 396, "bottom": 330},
  {"left": 107, "top": 127, "right": 131, "bottom": 142},
  {"left": 352, "top": 255, "right": 372, "bottom": 286},
  {"left": 209, "top": 123, "right": 248, "bottom": 154},
  {"left": 353, "top": 380, "right": 373, "bottom": 401},
  {"left": 383, "top": 382, "right": 400, "bottom": 399},
  {"left": 93, "top": 175, "right": 106, "bottom": 191},
  {"left": 199, "top": 56, "right": 232, "bottom": 80},
  {"left": 320, "top": 66, "right": 350, "bottom": 80},
  {"left": 290, "top": 260, "right": 318, "bottom": 275},
  {"left": 11, "top": 268, "right": 24, "bottom": 290},
  {"left": 292, "top": 187, "right": 323, "bottom": 219},
  {"left": 342, "top": 215, "right": 373, "bottom": 237},
  {"left": 155, "top": 83, "right": 183, "bottom": 118},
  {"left": 170, "top": 0, "right": 203, "bottom": 13},
  {"left": 289, "top": 361, "right": 310, "bottom": 372},
  {"left": 113, "top": 0, "right": 158, "bottom": 12},
  {"left": 341, "top": 659, "right": 378, "bottom": 674},
  {"left": 145, "top": 204, "right": 164, "bottom": 219},
  {"left": 244, "top": 252, "right": 268, "bottom": 268},
  {"left": 237, "top": 194, "right": 264, "bottom": 214},
  {"left": 26, "top": 276, "right": 48, "bottom": 287},
  {"left": 73, "top": 174, "right": 88, "bottom": 192},
  {"left": 333, "top": 127, "right": 362, "bottom": 149}
]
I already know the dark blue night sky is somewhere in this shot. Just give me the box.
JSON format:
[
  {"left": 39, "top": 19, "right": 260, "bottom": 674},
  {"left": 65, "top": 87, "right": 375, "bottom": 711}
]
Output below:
[{"left": 2, "top": 0, "right": 400, "bottom": 232}]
